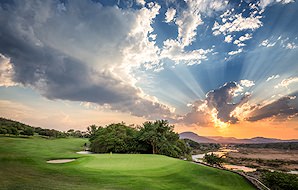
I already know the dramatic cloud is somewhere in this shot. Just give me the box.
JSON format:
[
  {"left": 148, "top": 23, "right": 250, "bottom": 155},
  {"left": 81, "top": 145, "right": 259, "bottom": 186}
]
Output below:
[
  {"left": 177, "top": 80, "right": 297, "bottom": 126},
  {"left": 0, "top": 54, "right": 17, "bottom": 87},
  {"left": 247, "top": 96, "right": 298, "bottom": 121},
  {"left": 274, "top": 77, "right": 298, "bottom": 88},
  {"left": 177, "top": 81, "right": 251, "bottom": 126},
  {"left": 0, "top": 0, "right": 174, "bottom": 119}
]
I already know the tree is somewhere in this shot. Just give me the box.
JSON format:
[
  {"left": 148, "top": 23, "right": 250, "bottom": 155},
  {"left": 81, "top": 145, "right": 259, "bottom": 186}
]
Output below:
[
  {"left": 203, "top": 153, "right": 223, "bottom": 167},
  {"left": 10, "top": 127, "right": 19, "bottom": 136},
  {"left": 90, "top": 123, "right": 138, "bottom": 153},
  {"left": 87, "top": 124, "right": 98, "bottom": 141},
  {"left": 89, "top": 120, "right": 191, "bottom": 159},
  {"left": 21, "top": 127, "right": 34, "bottom": 136},
  {"left": 0, "top": 126, "right": 8, "bottom": 134},
  {"left": 138, "top": 120, "right": 181, "bottom": 157}
]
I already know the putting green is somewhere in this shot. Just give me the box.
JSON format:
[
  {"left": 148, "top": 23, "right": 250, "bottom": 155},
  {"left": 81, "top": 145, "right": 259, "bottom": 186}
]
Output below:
[{"left": 0, "top": 136, "right": 255, "bottom": 190}]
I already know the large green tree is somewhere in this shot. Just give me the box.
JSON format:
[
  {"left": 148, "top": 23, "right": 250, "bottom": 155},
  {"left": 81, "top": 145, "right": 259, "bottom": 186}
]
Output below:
[
  {"left": 89, "top": 120, "right": 191, "bottom": 159},
  {"left": 90, "top": 123, "right": 138, "bottom": 153}
]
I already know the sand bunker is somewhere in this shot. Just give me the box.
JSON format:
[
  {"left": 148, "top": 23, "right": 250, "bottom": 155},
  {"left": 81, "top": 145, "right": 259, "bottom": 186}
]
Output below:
[
  {"left": 76, "top": 151, "right": 93, "bottom": 154},
  {"left": 47, "top": 159, "right": 76, "bottom": 163}
]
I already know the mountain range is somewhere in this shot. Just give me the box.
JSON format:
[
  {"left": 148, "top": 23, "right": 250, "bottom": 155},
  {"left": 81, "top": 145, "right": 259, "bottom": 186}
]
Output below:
[{"left": 179, "top": 131, "right": 298, "bottom": 144}]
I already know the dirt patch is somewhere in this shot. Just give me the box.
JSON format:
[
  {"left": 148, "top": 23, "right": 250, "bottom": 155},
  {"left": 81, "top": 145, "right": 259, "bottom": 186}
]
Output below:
[
  {"left": 46, "top": 159, "right": 76, "bottom": 163},
  {"left": 226, "top": 148, "right": 298, "bottom": 171},
  {"left": 228, "top": 148, "right": 298, "bottom": 161}
]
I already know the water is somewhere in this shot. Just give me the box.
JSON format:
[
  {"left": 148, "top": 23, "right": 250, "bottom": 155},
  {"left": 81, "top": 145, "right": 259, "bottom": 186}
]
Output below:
[
  {"left": 192, "top": 146, "right": 255, "bottom": 172},
  {"left": 192, "top": 147, "right": 238, "bottom": 161}
]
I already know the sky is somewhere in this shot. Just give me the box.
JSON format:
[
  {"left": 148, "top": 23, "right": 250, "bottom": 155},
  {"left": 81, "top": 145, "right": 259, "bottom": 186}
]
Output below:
[{"left": 0, "top": 0, "right": 298, "bottom": 139}]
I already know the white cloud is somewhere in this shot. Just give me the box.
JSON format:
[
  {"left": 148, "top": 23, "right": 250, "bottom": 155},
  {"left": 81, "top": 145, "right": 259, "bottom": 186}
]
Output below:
[
  {"left": 240, "top": 80, "right": 255, "bottom": 87},
  {"left": 233, "top": 33, "right": 252, "bottom": 47},
  {"left": 123, "top": 2, "right": 161, "bottom": 72},
  {"left": 266, "top": 75, "right": 280, "bottom": 81},
  {"left": 0, "top": 1, "right": 177, "bottom": 120},
  {"left": 176, "top": 0, "right": 227, "bottom": 47},
  {"left": 213, "top": 13, "right": 263, "bottom": 35},
  {"left": 224, "top": 35, "right": 233, "bottom": 43},
  {"left": 259, "top": 0, "right": 295, "bottom": 9},
  {"left": 260, "top": 39, "right": 276, "bottom": 47},
  {"left": 0, "top": 54, "right": 17, "bottom": 87},
  {"left": 136, "top": 0, "right": 146, "bottom": 6},
  {"left": 175, "top": 8, "right": 203, "bottom": 47},
  {"left": 160, "top": 0, "right": 227, "bottom": 65},
  {"left": 165, "top": 8, "right": 176, "bottom": 23},
  {"left": 285, "top": 42, "right": 297, "bottom": 49},
  {"left": 274, "top": 77, "right": 298, "bottom": 88},
  {"left": 161, "top": 39, "right": 213, "bottom": 65},
  {"left": 239, "top": 33, "right": 253, "bottom": 41},
  {"left": 228, "top": 48, "right": 243, "bottom": 55}
]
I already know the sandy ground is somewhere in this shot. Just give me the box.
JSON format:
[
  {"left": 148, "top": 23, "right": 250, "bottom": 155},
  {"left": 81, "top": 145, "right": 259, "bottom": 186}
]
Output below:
[
  {"left": 228, "top": 148, "right": 298, "bottom": 161},
  {"left": 76, "top": 151, "right": 92, "bottom": 154},
  {"left": 46, "top": 159, "right": 76, "bottom": 163},
  {"left": 226, "top": 148, "right": 298, "bottom": 171}
]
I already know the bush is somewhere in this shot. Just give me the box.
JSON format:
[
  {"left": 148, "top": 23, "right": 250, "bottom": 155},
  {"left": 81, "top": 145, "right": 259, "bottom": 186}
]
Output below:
[
  {"left": 261, "top": 171, "right": 298, "bottom": 190},
  {"left": 203, "top": 153, "right": 223, "bottom": 167}
]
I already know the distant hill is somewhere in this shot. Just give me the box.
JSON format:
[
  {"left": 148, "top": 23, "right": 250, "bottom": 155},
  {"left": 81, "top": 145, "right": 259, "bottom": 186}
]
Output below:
[
  {"left": 179, "top": 131, "right": 298, "bottom": 144},
  {"left": 0, "top": 117, "right": 86, "bottom": 138},
  {"left": 179, "top": 132, "right": 218, "bottom": 143},
  {"left": 208, "top": 136, "right": 298, "bottom": 144}
]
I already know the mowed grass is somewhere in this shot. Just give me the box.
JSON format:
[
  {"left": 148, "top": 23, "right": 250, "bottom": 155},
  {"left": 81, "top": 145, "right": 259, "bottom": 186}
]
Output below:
[{"left": 0, "top": 136, "right": 255, "bottom": 190}]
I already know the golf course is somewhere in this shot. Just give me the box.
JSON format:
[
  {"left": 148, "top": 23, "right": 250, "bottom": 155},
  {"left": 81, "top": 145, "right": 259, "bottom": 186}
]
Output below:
[{"left": 0, "top": 136, "right": 255, "bottom": 190}]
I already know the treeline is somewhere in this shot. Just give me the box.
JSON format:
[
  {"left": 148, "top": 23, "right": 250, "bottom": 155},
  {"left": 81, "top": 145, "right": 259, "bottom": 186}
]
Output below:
[
  {"left": 236, "top": 142, "right": 298, "bottom": 150},
  {"left": 89, "top": 120, "right": 191, "bottom": 159},
  {"left": 184, "top": 139, "right": 220, "bottom": 154},
  {"left": 0, "top": 117, "right": 87, "bottom": 138}
]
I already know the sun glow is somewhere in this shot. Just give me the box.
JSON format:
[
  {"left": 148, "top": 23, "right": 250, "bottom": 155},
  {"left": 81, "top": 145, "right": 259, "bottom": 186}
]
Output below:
[{"left": 211, "top": 109, "right": 230, "bottom": 130}]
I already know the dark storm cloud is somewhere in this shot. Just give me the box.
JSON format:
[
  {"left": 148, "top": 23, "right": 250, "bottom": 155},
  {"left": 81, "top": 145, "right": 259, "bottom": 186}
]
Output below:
[
  {"left": 0, "top": 0, "right": 174, "bottom": 118},
  {"left": 206, "top": 82, "right": 242, "bottom": 123},
  {"left": 247, "top": 96, "right": 298, "bottom": 121},
  {"left": 177, "top": 81, "right": 250, "bottom": 125},
  {"left": 178, "top": 100, "right": 211, "bottom": 125}
]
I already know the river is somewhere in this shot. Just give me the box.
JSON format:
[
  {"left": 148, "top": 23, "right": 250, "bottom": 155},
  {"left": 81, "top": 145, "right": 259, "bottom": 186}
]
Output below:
[{"left": 192, "top": 146, "right": 257, "bottom": 172}]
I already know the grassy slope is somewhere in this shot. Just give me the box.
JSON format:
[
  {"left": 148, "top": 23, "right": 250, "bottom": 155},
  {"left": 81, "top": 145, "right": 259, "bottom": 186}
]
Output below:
[{"left": 0, "top": 136, "right": 255, "bottom": 190}]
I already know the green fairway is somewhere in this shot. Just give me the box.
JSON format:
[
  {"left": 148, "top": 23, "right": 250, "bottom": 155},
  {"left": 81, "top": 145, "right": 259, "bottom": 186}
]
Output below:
[{"left": 0, "top": 136, "right": 255, "bottom": 190}]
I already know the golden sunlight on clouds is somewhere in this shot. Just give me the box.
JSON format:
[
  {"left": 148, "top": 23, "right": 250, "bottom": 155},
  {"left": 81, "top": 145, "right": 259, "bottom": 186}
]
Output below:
[{"left": 211, "top": 108, "right": 230, "bottom": 131}]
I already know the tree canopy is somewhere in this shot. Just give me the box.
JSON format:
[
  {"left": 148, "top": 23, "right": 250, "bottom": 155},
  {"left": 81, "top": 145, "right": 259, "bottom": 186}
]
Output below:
[{"left": 89, "top": 120, "right": 191, "bottom": 159}]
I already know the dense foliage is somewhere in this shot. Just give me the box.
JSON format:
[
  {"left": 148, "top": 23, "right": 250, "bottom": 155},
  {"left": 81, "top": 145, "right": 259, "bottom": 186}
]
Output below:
[
  {"left": 0, "top": 117, "right": 87, "bottom": 138},
  {"left": 89, "top": 120, "right": 191, "bottom": 158},
  {"left": 261, "top": 171, "right": 298, "bottom": 190},
  {"left": 236, "top": 142, "right": 298, "bottom": 150},
  {"left": 184, "top": 139, "right": 220, "bottom": 154},
  {"left": 203, "top": 153, "right": 224, "bottom": 167}
]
